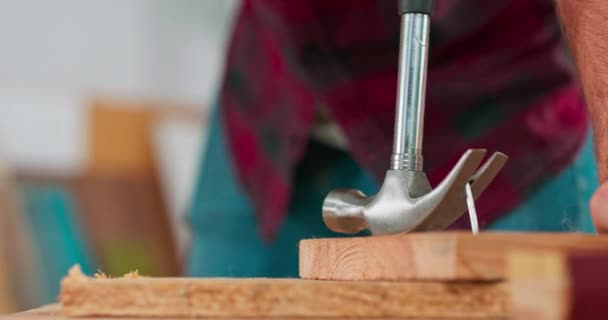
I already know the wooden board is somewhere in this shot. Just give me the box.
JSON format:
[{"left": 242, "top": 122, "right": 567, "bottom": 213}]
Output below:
[
  {"left": 14, "top": 172, "right": 180, "bottom": 278},
  {"left": 57, "top": 267, "right": 508, "bottom": 319},
  {"left": 0, "top": 304, "right": 510, "bottom": 320},
  {"left": 0, "top": 170, "right": 44, "bottom": 310},
  {"left": 87, "top": 98, "right": 204, "bottom": 176},
  {"left": 509, "top": 249, "right": 608, "bottom": 320},
  {"left": 0, "top": 170, "right": 20, "bottom": 313},
  {"left": 74, "top": 173, "right": 179, "bottom": 276},
  {"left": 87, "top": 101, "right": 157, "bottom": 176},
  {"left": 300, "top": 232, "right": 608, "bottom": 281}
]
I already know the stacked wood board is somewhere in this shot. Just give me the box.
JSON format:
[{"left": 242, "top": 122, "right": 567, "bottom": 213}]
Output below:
[
  {"left": 509, "top": 248, "right": 608, "bottom": 319},
  {"left": 84, "top": 102, "right": 181, "bottom": 276},
  {"left": 0, "top": 163, "right": 45, "bottom": 311},
  {"left": 57, "top": 265, "right": 507, "bottom": 319},
  {"left": 300, "top": 232, "right": 608, "bottom": 281},
  {"left": 2, "top": 232, "right": 608, "bottom": 319},
  {"left": 301, "top": 232, "right": 608, "bottom": 319}
]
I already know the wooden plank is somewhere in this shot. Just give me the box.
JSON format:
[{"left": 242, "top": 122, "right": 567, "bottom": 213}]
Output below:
[
  {"left": 299, "top": 232, "right": 608, "bottom": 281},
  {"left": 0, "top": 168, "right": 20, "bottom": 313},
  {"left": 87, "top": 98, "right": 204, "bottom": 176},
  {"left": 87, "top": 102, "right": 156, "bottom": 176},
  {"left": 74, "top": 173, "right": 180, "bottom": 276},
  {"left": 509, "top": 249, "right": 608, "bottom": 320},
  {"left": 0, "top": 304, "right": 510, "bottom": 320},
  {"left": 0, "top": 170, "right": 45, "bottom": 310},
  {"left": 58, "top": 267, "right": 508, "bottom": 319},
  {"left": 15, "top": 172, "right": 180, "bottom": 277}
]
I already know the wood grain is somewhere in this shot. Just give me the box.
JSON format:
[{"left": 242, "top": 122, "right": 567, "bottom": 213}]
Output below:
[
  {"left": 58, "top": 268, "right": 508, "bottom": 319},
  {"left": 0, "top": 304, "right": 510, "bottom": 320},
  {"left": 508, "top": 249, "right": 570, "bottom": 320},
  {"left": 509, "top": 249, "right": 608, "bottom": 320},
  {"left": 300, "top": 232, "right": 608, "bottom": 281}
]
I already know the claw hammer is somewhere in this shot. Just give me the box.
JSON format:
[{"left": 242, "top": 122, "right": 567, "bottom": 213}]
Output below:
[{"left": 322, "top": 0, "right": 508, "bottom": 235}]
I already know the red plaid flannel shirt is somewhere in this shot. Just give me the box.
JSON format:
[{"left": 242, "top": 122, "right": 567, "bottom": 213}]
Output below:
[{"left": 220, "top": 0, "right": 588, "bottom": 240}]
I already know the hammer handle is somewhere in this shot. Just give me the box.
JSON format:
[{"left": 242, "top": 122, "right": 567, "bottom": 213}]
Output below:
[
  {"left": 399, "top": 0, "right": 434, "bottom": 15},
  {"left": 392, "top": 0, "right": 433, "bottom": 171}
]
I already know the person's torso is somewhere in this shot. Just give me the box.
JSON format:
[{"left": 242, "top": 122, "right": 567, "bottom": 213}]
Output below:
[{"left": 220, "top": 0, "right": 588, "bottom": 239}]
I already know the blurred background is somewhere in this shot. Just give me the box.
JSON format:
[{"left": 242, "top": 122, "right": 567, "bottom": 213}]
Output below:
[{"left": 0, "top": 0, "right": 240, "bottom": 312}]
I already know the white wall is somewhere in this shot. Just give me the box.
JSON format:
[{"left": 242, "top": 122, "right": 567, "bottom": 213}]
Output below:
[
  {"left": 0, "top": 0, "right": 238, "bottom": 105},
  {"left": 0, "top": 0, "right": 239, "bottom": 172}
]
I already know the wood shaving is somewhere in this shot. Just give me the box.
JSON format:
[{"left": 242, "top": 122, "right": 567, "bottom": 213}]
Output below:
[
  {"left": 65, "top": 265, "right": 88, "bottom": 282},
  {"left": 65, "top": 264, "right": 143, "bottom": 281},
  {"left": 123, "top": 270, "right": 140, "bottom": 278}
]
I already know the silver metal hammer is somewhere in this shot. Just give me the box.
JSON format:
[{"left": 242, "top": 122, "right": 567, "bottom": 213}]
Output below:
[{"left": 322, "top": 0, "right": 508, "bottom": 235}]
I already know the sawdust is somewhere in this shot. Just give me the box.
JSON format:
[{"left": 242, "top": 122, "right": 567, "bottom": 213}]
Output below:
[
  {"left": 65, "top": 265, "right": 142, "bottom": 281},
  {"left": 123, "top": 270, "right": 141, "bottom": 278},
  {"left": 65, "top": 265, "right": 88, "bottom": 281}
]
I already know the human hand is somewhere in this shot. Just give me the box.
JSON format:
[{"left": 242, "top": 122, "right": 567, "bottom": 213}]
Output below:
[{"left": 591, "top": 182, "right": 608, "bottom": 232}]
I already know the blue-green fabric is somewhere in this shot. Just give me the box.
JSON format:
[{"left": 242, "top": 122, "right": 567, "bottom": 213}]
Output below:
[
  {"left": 22, "top": 185, "right": 95, "bottom": 303},
  {"left": 187, "top": 107, "right": 598, "bottom": 277},
  {"left": 490, "top": 133, "right": 598, "bottom": 233}
]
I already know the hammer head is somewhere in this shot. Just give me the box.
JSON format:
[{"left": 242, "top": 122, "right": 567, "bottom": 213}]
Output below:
[
  {"left": 322, "top": 149, "right": 508, "bottom": 235},
  {"left": 322, "top": 189, "right": 370, "bottom": 234}
]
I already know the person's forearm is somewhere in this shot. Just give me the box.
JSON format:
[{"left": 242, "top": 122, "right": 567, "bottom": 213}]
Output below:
[{"left": 556, "top": 0, "right": 608, "bottom": 182}]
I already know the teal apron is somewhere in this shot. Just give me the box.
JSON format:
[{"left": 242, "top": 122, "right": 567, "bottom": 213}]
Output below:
[{"left": 188, "top": 106, "right": 598, "bottom": 277}]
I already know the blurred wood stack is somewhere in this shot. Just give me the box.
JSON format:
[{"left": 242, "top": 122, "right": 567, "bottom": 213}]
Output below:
[
  {"left": 0, "top": 158, "right": 21, "bottom": 314},
  {"left": 78, "top": 100, "right": 176, "bottom": 277},
  {"left": 300, "top": 232, "right": 608, "bottom": 319},
  {"left": 77, "top": 98, "right": 204, "bottom": 277},
  {"left": 510, "top": 248, "right": 608, "bottom": 319},
  {"left": 3, "top": 232, "right": 608, "bottom": 319},
  {"left": 4, "top": 97, "right": 205, "bottom": 310}
]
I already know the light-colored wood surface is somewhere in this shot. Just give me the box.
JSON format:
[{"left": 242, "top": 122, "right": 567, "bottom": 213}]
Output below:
[
  {"left": 0, "top": 176, "right": 18, "bottom": 313},
  {"left": 87, "top": 98, "right": 204, "bottom": 176},
  {"left": 0, "top": 304, "right": 510, "bottom": 320},
  {"left": 508, "top": 250, "right": 570, "bottom": 320},
  {"left": 509, "top": 249, "right": 608, "bottom": 320},
  {"left": 300, "top": 232, "right": 608, "bottom": 281},
  {"left": 88, "top": 102, "right": 156, "bottom": 176},
  {"left": 58, "top": 267, "right": 508, "bottom": 319}
]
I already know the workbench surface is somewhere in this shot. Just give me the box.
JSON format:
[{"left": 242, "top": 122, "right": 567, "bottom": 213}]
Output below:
[
  {"left": 7, "top": 232, "right": 606, "bottom": 320},
  {"left": 1, "top": 304, "right": 509, "bottom": 320}
]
